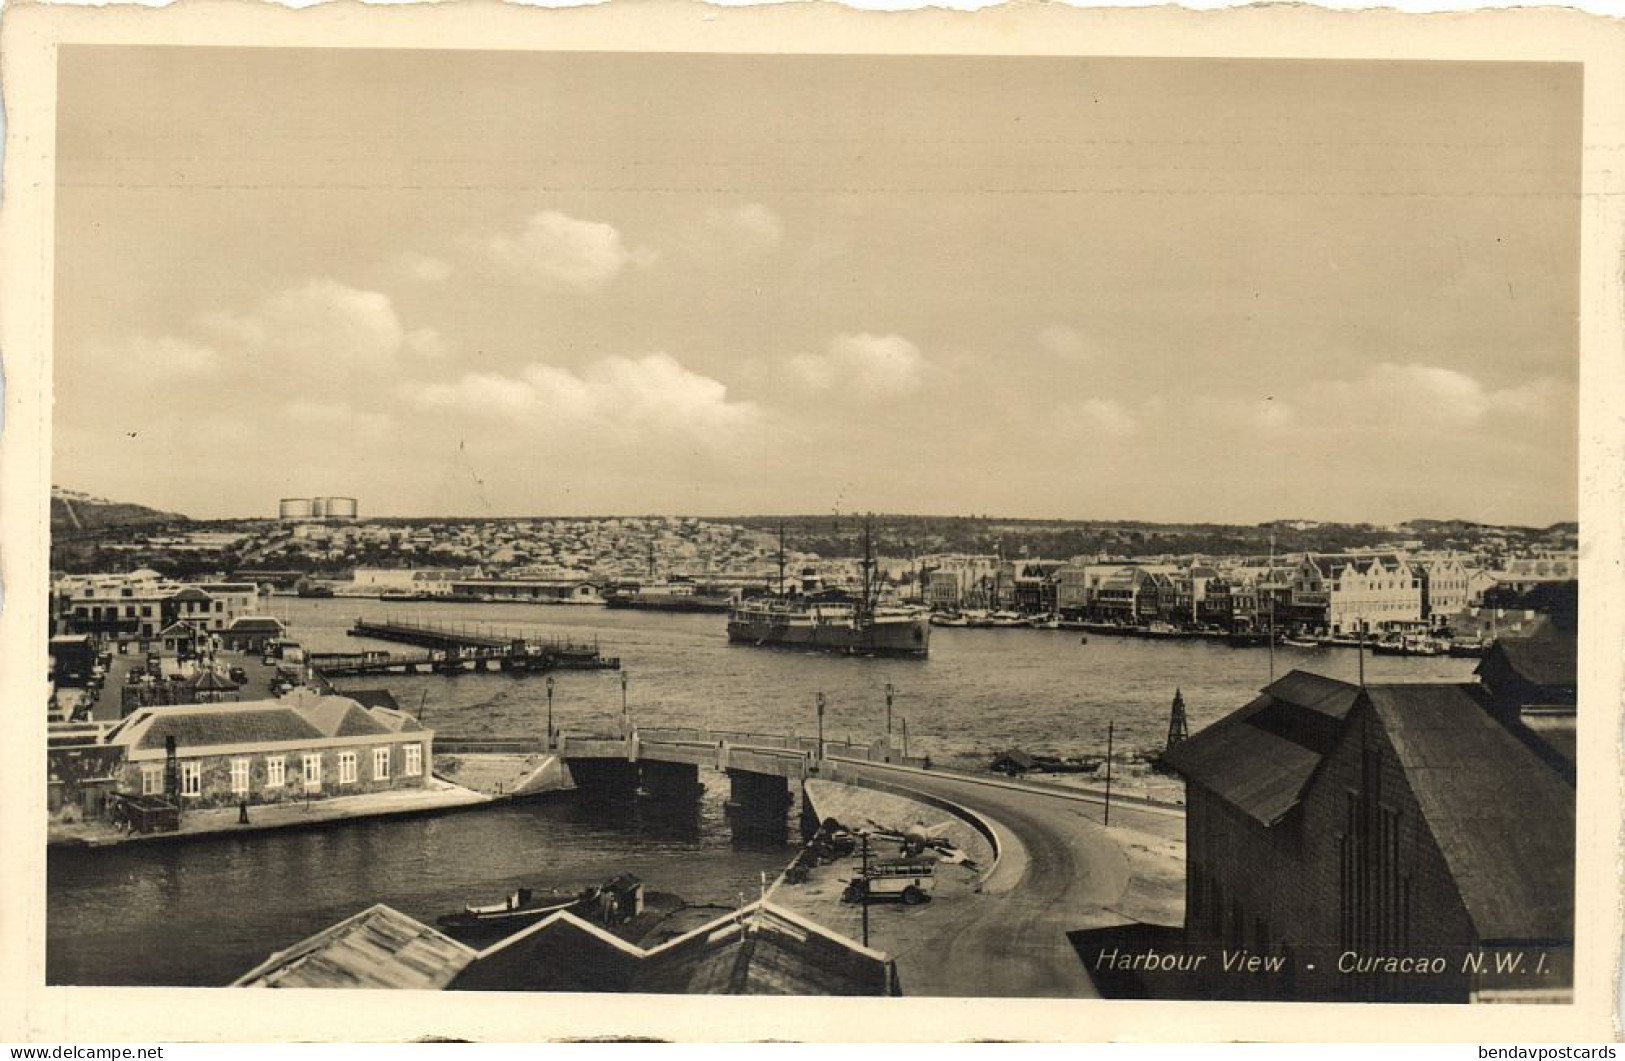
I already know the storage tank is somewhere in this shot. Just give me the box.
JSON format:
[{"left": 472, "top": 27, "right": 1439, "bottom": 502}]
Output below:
[
  {"left": 311, "top": 497, "right": 329, "bottom": 519},
  {"left": 325, "top": 496, "right": 359, "bottom": 521},
  {"left": 279, "top": 497, "right": 313, "bottom": 521}
]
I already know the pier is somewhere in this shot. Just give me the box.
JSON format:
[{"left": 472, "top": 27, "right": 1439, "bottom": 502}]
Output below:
[{"left": 337, "top": 617, "right": 619, "bottom": 674}]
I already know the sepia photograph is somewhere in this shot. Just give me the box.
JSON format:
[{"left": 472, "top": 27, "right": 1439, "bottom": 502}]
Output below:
[{"left": 4, "top": 2, "right": 1622, "bottom": 1044}]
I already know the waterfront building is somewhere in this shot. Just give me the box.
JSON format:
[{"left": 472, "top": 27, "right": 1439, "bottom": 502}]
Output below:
[
  {"left": 1164, "top": 668, "right": 1574, "bottom": 1002},
  {"left": 1414, "top": 555, "right": 1474, "bottom": 626},
  {"left": 447, "top": 578, "right": 605, "bottom": 604},
  {"left": 1292, "top": 553, "right": 1423, "bottom": 634},
  {"left": 1474, "top": 621, "right": 1578, "bottom": 781},
  {"left": 103, "top": 691, "right": 433, "bottom": 810},
  {"left": 54, "top": 572, "right": 262, "bottom": 648},
  {"left": 1492, "top": 552, "right": 1579, "bottom": 594},
  {"left": 219, "top": 615, "right": 288, "bottom": 653}
]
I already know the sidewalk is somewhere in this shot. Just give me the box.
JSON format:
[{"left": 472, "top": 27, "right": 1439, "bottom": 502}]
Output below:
[{"left": 48, "top": 778, "right": 491, "bottom": 849}]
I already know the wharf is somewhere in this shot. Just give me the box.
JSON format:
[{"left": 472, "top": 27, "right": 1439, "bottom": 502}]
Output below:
[
  {"left": 48, "top": 778, "right": 491, "bottom": 849},
  {"left": 328, "top": 617, "right": 619, "bottom": 675}
]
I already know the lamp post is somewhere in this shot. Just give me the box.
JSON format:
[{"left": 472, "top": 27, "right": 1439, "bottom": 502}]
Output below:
[
  {"left": 883, "top": 683, "right": 895, "bottom": 762},
  {"left": 620, "top": 669, "right": 630, "bottom": 736},
  {"left": 815, "top": 692, "right": 826, "bottom": 764},
  {"left": 901, "top": 717, "right": 909, "bottom": 759},
  {"left": 545, "top": 675, "right": 555, "bottom": 750}
]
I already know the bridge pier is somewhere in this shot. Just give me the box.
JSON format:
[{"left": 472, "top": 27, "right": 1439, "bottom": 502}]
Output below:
[
  {"left": 640, "top": 761, "right": 704, "bottom": 802},
  {"left": 565, "top": 758, "right": 641, "bottom": 795},
  {"left": 726, "top": 769, "right": 793, "bottom": 842}
]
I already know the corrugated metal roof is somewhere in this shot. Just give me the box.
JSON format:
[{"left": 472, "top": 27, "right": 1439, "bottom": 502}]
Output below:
[
  {"left": 1479, "top": 628, "right": 1576, "bottom": 690},
  {"left": 236, "top": 905, "right": 476, "bottom": 989},
  {"left": 1161, "top": 695, "right": 1321, "bottom": 825},
  {"left": 1263, "top": 670, "right": 1361, "bottom": 721},
  {"left": 1365, "top": 684, "right": 1574, "bottom": 943}
]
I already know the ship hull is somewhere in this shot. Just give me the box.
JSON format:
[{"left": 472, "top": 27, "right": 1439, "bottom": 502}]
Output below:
[{"left": 726, "top": 616, "right": 930, "bottom": 658}]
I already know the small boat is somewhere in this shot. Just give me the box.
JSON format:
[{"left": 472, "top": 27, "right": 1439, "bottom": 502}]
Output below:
[
  {"left": 1280, "top": 636, "right": 1320, "bottom": 649},
  {"left": 436, "top": 885, "right": 598, "bottom": 933},
  {"left": 988, "top": 611, "right": 1028, "bottom": 628},
  {"left": 1447, "top": 638, "right": 1488, "bottom": 658},
  {"left": 1027, "top": 616, "right": 1060, "bottom": 630},
  {"left": 930, "top": 613, "right": 970, "bottom": 628}
]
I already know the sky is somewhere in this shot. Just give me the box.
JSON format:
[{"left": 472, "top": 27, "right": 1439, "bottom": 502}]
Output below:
[{"left": 52, "top": 48, "right": 1582, "bottom": 525}]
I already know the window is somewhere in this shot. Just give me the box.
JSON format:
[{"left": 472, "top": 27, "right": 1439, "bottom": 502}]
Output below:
[
  {"left": 266, "top": 756, "right": 285, "bottom": 788},
  {"left": 303, "top": 753, "right": 322, "bottom": 791},
  {"left": 141, "top": 764, "right": 163, "bottom": 796},
  {"left": 230, "top": 758, "right": 250, "bottom": 795},
  {"left": 373, "top": 747, "right": 391, "bottom": 781},
  {"left": 338, "top": 751, "right": 358, "bottom": 785},
  {"left": 180, "top": 761, "right": 202, "bottom": 797},
  {"left": 404, "top": 744, "right": 422, "bottom": 777}
]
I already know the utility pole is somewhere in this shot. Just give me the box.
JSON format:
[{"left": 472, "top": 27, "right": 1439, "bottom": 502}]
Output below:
[
  {"left": 902, "top": 717, "right": 909, "bottom": 759},
  {"left": 860, "top": 831, "right": 871, "bottom": 948},
  {"left": 1104, "top": 720, "right": 1115, "bottom": 828},
  {"left": 545, "top": 675, "right": 555, "bottom": 750},
  {"left": 1358, "top": 620, "right": 1367, "bottom": 688},
  {"left": 620, "top": 669, "right": 630, "bottom": 736},
  {"left": 815, "top": 692, "right": 826, "bottom": 765},
  {"left": 884, "top": 683, "right": 895, "bottom": 762}
]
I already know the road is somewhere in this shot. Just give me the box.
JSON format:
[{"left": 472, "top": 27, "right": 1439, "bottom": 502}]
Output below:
[{"left": 828, "top": 758, "right": 1185, "bottom": 998}]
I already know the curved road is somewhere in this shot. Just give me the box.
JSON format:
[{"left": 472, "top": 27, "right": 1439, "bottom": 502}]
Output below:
[{"left": 829, "top": 758, "right": 1184, "bottom": 998}]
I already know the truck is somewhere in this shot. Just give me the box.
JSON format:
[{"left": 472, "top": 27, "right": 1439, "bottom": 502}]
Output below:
[{"left": 841, "top": 859, "right": 936, "bottom": 905}]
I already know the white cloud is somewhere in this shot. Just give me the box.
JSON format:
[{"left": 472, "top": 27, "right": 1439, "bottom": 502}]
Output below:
[
  {"left": 389, "top": 252, "right": 452, "bottom": 284},
  {"left": 1055, "top": 397, "right": 1139, "bottom": 438},
  {"left": 404, "top": 352, "right": 760, "bottom": 446},
  {"left": 789, "top": 333, "right": 928, "bottom": 399},
  {"left": 706, "top": 203, "right": 783, "bottom": 252},
  {"left": 479, "top": 210, "right": 655, "bottom": 291},
  {"left": 1306, "top": 362, "right": 1570, "bottom": 429},
  {"left": 193, "top": 278, "right": 445, "bottom": 375}
]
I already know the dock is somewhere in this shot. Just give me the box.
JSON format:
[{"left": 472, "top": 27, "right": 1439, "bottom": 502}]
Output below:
[{"left": 318, "top": 617, "right": 620, "bottom": 676}]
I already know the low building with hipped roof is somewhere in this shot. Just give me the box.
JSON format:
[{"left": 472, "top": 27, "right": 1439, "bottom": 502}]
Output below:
[
  {"left": 102, "top": 689, "right": 432, "bottom": 810},
  {"left": 235, "top": 898, "right": 898, "bottom": 995},
  {"left": 1163, "top": 667, "right": 1574, "bottom": 1002}
]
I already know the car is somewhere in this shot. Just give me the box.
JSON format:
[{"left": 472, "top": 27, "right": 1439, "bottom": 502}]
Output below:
[{"left": 228, "top": 666, "right": 248, "bottom": 684}]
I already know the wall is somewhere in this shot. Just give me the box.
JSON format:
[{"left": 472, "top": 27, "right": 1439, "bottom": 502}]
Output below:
[{"left": 118, "top": 736, "right": 431, "bottom": 810}]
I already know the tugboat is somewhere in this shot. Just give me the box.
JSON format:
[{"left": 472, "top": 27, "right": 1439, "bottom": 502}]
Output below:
[
  {"left": 726, "top": 520, "right": 929, "bottom": 658},
  {"left": 436, "top": 884, "right": 601, "bottom": 937}
]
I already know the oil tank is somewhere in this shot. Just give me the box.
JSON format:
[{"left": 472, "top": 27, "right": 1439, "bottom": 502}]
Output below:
[
  {"left": 325, "top": 496, "right": 359, "bottom": 521},
  {"left": 311, "top": 497, "right": 329, "bottom": 519},
  {"left": 279, "top": 497, "right": 313, "bottom": 521}
]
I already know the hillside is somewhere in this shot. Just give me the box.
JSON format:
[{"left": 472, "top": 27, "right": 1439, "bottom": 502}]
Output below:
[{"left": 51, "top": 487, "right": 186, "bottom": 533}]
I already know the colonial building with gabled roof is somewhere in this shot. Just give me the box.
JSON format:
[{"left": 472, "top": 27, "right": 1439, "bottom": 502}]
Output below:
[
  {"left": 103, "top": 690, "right": 432, "bottom": 810},
  {"left": 1164, "top": 668, "right": 1574, "bottom": 1002}
]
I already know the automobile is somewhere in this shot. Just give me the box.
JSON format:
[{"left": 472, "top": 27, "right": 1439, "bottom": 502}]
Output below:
[{"left": 228, "top": 666, "right": 249, "bottom": 685}]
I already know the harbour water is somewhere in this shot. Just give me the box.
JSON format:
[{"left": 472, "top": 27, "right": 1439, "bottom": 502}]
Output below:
[{"left": 48, "top": 597, "right": 1476, "bottom": 987}]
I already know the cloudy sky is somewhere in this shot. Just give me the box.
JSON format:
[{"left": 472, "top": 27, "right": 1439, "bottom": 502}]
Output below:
[{"left": 54, "top": 49, "right": 1580, "bottom": 524}]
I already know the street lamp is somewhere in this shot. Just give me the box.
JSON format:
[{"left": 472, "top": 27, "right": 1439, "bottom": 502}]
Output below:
[
  {"left": 545, "top": 675, "right": 556, "bottom": 749},
  {"left": 815, "top": 692, "right": 826, "bottom": 764},
  {"left": 620, "top": 669, "right": 630, "bottom": 735},
  {"left": 883, "top": 683, "right": 896, "bottom": 762}
]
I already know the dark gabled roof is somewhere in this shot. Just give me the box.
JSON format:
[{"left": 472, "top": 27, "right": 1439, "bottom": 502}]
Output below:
[
  {"left": 1364, "top": 683, "right": 1574, "bottom": 942},
  {"left": 344, "top": 689, "right": 402, "bottom": 712},
  {"left": 1260, "top": 670, "right": 1361, "bottom": 722},
  {"left": 1161, "top": 694, "right": 1323, "bottom": 826},
  {"left": 1477, "top": 627, "right": 1577, "bottom": 691},
  {"left": 131, "top": 707, "right": 325, "bottom": 751},
  {"left": 990, "top": 749, "right": 1037, "bottom": 769},
  {"left": 297, "top": 698, "right": 391, "bottom": 738},
  {"left": 226, "top": 616, "right": 287, "bottom": 635}
]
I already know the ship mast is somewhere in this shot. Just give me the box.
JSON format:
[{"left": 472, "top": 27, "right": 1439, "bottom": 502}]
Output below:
[{"left": 777, "top": 522, "right": 787, "bottom": 597}]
